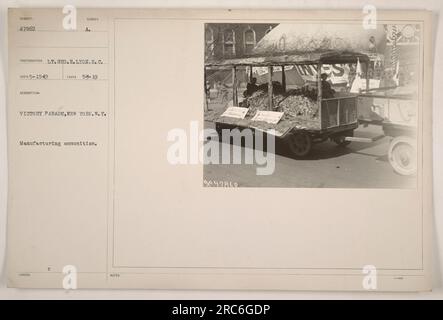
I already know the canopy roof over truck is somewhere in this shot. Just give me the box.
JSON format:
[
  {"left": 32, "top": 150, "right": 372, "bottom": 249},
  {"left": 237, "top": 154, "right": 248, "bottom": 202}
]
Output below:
[
  {"left": 253, "top": 23, "right": 386, "bottom": 56},
  {"left": 205, "top": 22, "right": 385, "bottom": 67},
  {"left": 205, "top": 51, "right": 369, "bottom": 67}
]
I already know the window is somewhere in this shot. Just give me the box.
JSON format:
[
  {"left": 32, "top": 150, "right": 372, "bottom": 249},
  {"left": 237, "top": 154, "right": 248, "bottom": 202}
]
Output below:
[
  {"left": 243, "top": 27, "right": 256, "bottom": 54},
  {"left": 223, "top": 29, "right": 236, "bottom": 56},
  {"left": 205, "top": 27, "right": 214, "bottom": 57}
]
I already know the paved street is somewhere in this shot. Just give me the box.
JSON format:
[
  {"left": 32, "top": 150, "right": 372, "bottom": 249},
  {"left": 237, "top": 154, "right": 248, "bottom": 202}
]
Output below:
[{"left": 203, "top": 121, "right": 416, "bottom": 189}]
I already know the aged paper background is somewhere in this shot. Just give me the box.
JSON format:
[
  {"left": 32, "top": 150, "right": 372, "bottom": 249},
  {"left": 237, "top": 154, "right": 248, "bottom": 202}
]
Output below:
[{"left": 0, "top": 1, "right": 441, "bottom": 298}]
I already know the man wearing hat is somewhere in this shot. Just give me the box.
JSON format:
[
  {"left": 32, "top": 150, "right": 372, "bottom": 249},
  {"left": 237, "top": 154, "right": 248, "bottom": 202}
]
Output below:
[{"left": 321, "top": 73, "right": 335, "bottom": 99}]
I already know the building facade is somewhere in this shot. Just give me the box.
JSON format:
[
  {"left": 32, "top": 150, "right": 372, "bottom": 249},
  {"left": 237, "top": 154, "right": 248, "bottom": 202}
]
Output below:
[{"left": 205, "top": 23, "right": 278, "bottom": 61}]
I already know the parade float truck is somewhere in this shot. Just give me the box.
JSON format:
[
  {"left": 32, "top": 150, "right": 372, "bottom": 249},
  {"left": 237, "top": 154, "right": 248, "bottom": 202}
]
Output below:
[{"left": 205, "top": 52, "right": 366, "bottom": 158}]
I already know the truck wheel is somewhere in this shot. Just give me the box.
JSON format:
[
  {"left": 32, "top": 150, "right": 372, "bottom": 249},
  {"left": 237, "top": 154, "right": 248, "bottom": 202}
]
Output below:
[
  {"left": 332, "top": 130, "right": 353, "bottom": 147},
  {"left": 388, "top": 136, "right": 416, "bottom": 176},
  {"left": 287, "top": 131, "right": 312, "bottom": 157}
]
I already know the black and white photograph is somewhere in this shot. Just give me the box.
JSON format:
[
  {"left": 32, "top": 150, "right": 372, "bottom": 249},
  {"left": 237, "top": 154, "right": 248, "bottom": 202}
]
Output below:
[{"left": 204, "top": 22, "right": 420, "bottom": 188}]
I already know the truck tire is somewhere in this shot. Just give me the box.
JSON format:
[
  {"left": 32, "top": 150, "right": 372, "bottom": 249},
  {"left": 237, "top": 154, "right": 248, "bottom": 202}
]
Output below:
[
  {"left": 388, "top": 136, "right": 417, "bottom": 176},
  {"left": 286, "top": 131, "right": 312, "bottom": 157}
]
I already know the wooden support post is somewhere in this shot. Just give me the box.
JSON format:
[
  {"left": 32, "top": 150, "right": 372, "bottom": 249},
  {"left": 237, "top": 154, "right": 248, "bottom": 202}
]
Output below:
[
  {"left": 365, "top": 61, "right": 370, "bottom": 91},
  {"left": 204, "top": 67, "right": 209, "bottom": 112},
  {"left": 267, "top": 66, "right": 273, "bottom": 110},
  {"left": 232, "top": 66, "right": 238, "bottom": 106},
  {"left": 317, "top": 63, "right": 323, "bottom": 128},
  {"left": 281, "top": 65, "right": 286, "bottom": 92},
  {"left": 317, "top": 63, "right": 322, "bottom": 100},
  {"left": 249, "top": 66, "right": 253, "bottom": 82},
  {"left": 337, "top": 99, "right": 340, "bottom": 126}
]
